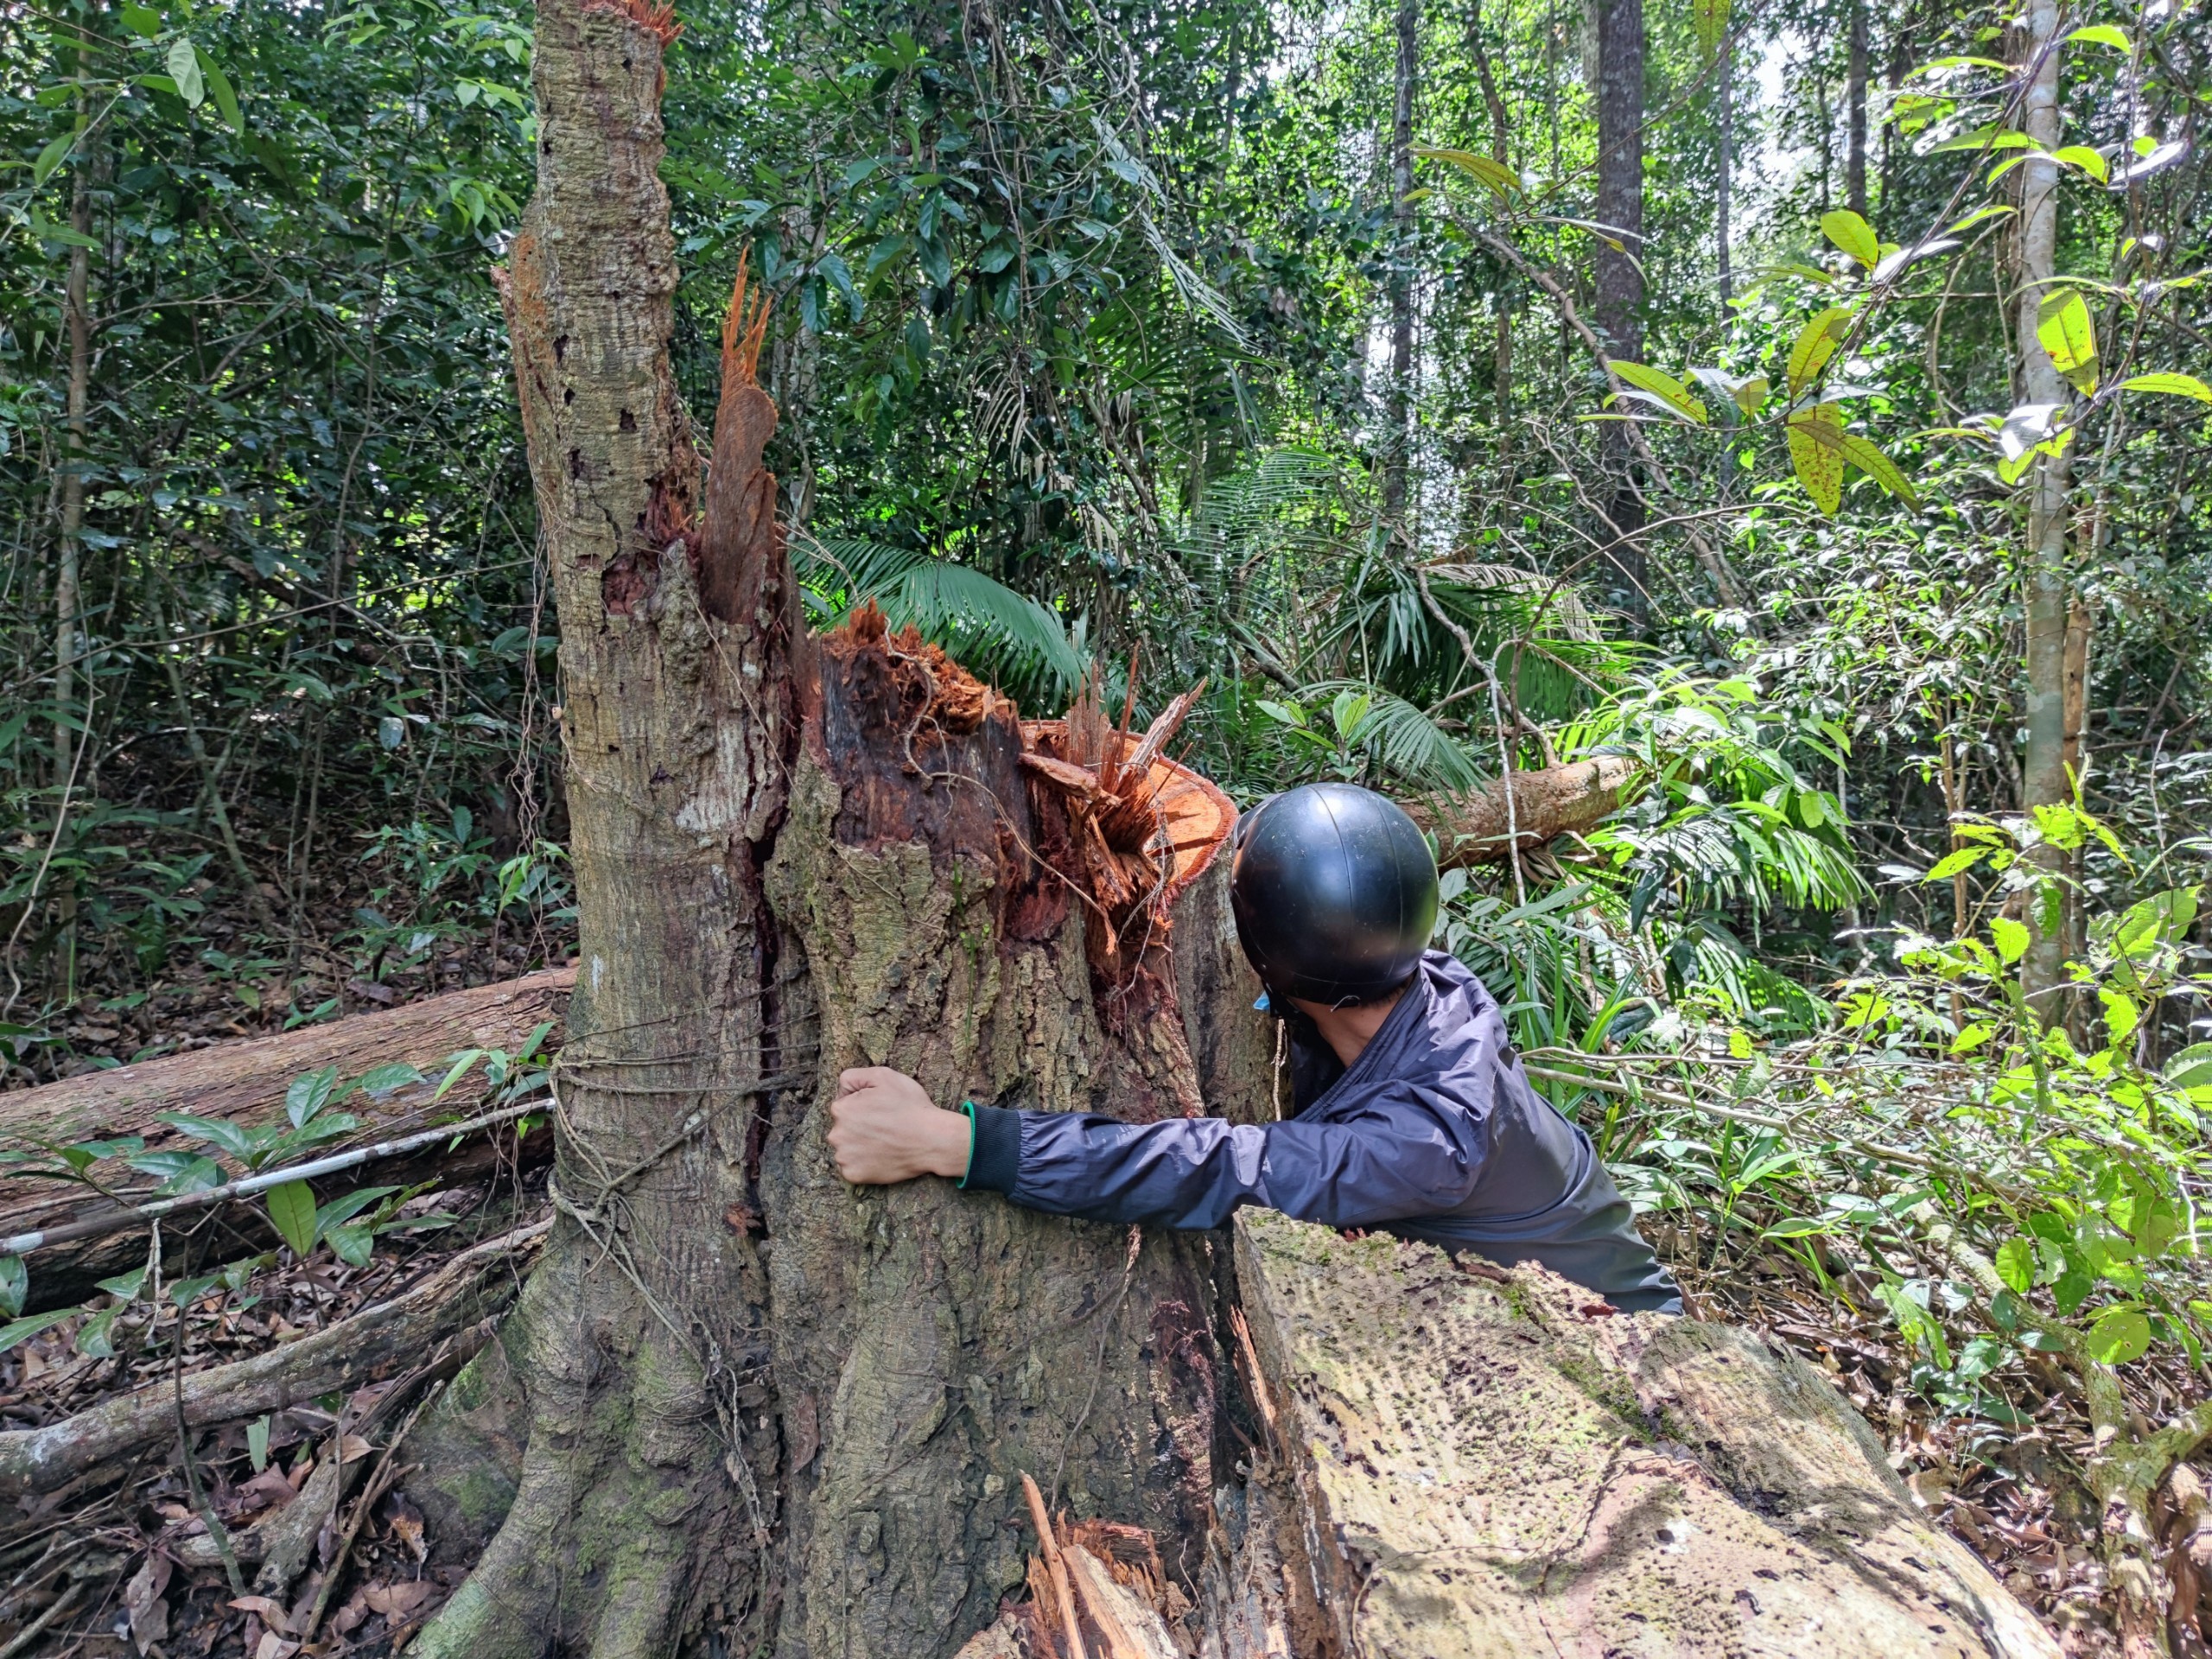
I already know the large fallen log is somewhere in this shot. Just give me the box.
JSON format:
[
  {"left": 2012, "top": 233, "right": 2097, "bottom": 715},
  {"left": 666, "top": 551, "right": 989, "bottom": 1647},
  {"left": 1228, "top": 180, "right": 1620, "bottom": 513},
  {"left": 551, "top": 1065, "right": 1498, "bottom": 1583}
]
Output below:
[
  {"left": 1231, "top": 1209, "right": 2059, "bottom": 1659},
  {"left": 1408, "top": 753, "right": 1637, "bottom": 868},
  {"left": 0, "top": 970, "right": 570, "bottom": 1304},
  {"left": 0, "top": 967, "right": 575, "bottom": 1148}
]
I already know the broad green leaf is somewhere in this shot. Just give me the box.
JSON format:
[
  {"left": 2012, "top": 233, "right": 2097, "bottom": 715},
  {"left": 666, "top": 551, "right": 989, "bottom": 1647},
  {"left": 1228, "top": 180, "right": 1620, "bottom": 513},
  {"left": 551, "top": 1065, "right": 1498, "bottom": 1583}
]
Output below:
[
  {"left": 2067, "top": 22, "right": 2131, "bottom": 49},
  {"left": 1904, "top": 55, "right": 2012, "bottom": 78},
  {"left": 0, "top": 1310, "right": 73, "bottom": 1353},
  {"left": 285, "top": 1065, "right": 342, "bottom": 1128},
  {"left": 128, "top": 1150, "right": 225, "bottom": 1194},
  {"left": 314, "top": 1185, "right": 400, "bottom": 1237},
  {"left": 74, "top": 1304, "right": 121, "bottom": 1358},
  {"left": 2101, "top": 988, "right": 2141, "bottom": 1047},
  {"left": 166, "top": 36, "right": 206, "bottom": 109},
  {"left": 1929, "top": 126, "right": 2035, "bottom": 154},
  {"left": 1946, "top": 203, "right": 2017, "bottom": 235},
  {"left": 1411, "top": 145, "right": 1519, "bottom": 200},
  {"left": 327, "top": 1223, "right": 374, "bottom": 1268},
  {"left": 95, "top": 1265, "right": 149, "bottom": 1300},
  {"left": 33, "top": 130, "right": 75, "bottom": 187},
  {"left": 2086, "top": 1306, "right": 2152, "bottom": 1366},
  {"left": 2052, "top": 145, "right": 2108, "bottom": 182},
  {"left": 0, "top": 1256, "right": 23, "bottom": 1319},
  {"left": 1786, "top": 307, "right": 1853, "bottom": 394},
  {"left": 1994, "top": 1237, "right": 2034, "bottom": 1295},
  {"left": 433, "top": 1049, "right": 487, "bottom": 1102},
  {"left": 1989, "top": 915, "right": 2031, "bottom": 964},
  {"left": 248, "top": 1415, "right": 271, "bottom": 1473},
  {"left": 2121, "top": 372, "right": 2212, "bottom": 404},
  {"left": 1609, "top": 361, "right": 1708, "bottom": 424},
  {"left": 120, "top": 0, "right": 162, "bottom": 34},
  {"left": 1820, "top": 209, "right": 1880, "bottom": 270},
  {"left": 153, "top": 1111, "right": 254, "bottom": 1159},
  {"left": 2164, "top": 1044, "right": 2212, "bottom": 1090},
  {"left": 1836, "top": 434, "right": 1922, "bottom": 507},
  {"left": 1785, "top": 404, "right": 1846, "bottom": 515},
  {"left": 204, "top": 57, "right": 244, "bottom": 135},
  {"left": 1925, "top": 847, "right": 1982, "bottom": 881},
  {"left": 356, "top": 1062, "right": 425, "bottom": 1096},
  {"left": 1732, "top": 375, "right": 1769, "bottom": 416},
  {"left": 265, "top": 1179, "right": 318, "bottom": 1258},
  {"left": 2036, "top": 290, "right": 2099, "bottom": 392}
]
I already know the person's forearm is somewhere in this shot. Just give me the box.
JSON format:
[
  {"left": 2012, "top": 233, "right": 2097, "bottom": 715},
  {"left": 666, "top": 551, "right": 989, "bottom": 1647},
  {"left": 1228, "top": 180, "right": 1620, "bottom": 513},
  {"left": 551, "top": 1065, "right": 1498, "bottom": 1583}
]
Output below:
[{"left": 962, "top": 1108, "right": 1269, "bottom": 1230}]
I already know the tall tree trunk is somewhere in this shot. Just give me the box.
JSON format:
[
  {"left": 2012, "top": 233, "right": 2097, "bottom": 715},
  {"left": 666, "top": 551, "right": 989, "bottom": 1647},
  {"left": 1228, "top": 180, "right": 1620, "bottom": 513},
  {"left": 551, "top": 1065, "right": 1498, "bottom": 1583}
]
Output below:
[
  {"left": 1468, "top": 0, "right": 1513, "bottom": 478},
  {"left": 1717, "top": 33, "right": 1733, "bottom": 307},
  {"left": 1846, "top": 0, "right": 1869, "bottom": 216},
  {"left": 1592, "top": 0, "right": 1646, "bottom": 625},
  {"left": 2017, "top": 0, "right": 2073, "bottom": 1024},
  {"left": 1383, "top": 0, "right": 1418, "bottom": 534},
  {"left": 405, "top": 3, "right": 1267, "bottom": 1651}
]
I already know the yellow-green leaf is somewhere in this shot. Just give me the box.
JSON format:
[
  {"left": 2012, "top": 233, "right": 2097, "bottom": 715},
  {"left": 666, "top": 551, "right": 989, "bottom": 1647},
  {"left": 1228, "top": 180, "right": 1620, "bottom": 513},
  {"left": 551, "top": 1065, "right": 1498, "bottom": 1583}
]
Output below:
[
  {"left": 1786, "top": 404, "right": 1846, "bottom": 515},
  {"left": 1412, "top": 145, "right": 1520, "bottom": 200},
  {"left": 166, "top": 36, "right": 206, "bottom": 109},
  {"left": 1609, "top": 360, "right": 1708, "bottom": 424},
  {"left": 2086, "top": 1306, "right": 2152, "bottom": 1366},
  {"left": 1820, "top": 209, "right": 1881, "bottom": 270},
  {"left": 1990, "top": 915, "right": 2030, "bottom": 964},
  {"left": 2121, "top": 372, "right": 2212, "bottom": 403},
  {"left": 1994, "top": 1237, "right": 2034, "bottom": 1294},
  {"left": 2052, "top": 144, "right": 2108, "bottom": 182},
  {"left": 2067, "top": 22, "right": 2131, "bottom": 50},
  {"left": 1692, "top": 0, "right": 1729, "bottom": 59},
  {"left": 2037, "top": 289, "right": 2099, "bottom": 392},
  {"left": 1786, "top": 307, "right": 1853, "bottom": 394},
  {"left": 1837, "top": 433, "right": 1922, "bottom": 507},
  {"left": 1732, "top": 375, "right": 1769, "bottom": 416}
]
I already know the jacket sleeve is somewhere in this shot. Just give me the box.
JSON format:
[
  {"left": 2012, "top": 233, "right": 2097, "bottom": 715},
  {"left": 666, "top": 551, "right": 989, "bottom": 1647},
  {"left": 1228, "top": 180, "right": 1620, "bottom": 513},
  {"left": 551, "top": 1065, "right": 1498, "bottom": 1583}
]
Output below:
[{"left": 962, "top": 1090, "right": 1483, "bottom": 1231}]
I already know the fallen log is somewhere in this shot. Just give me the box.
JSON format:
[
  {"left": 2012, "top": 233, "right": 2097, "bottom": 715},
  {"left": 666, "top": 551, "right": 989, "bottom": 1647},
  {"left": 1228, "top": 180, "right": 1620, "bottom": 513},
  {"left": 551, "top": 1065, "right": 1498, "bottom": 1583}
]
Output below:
[
  {"left": 0, "top": 970, "right": 570, "bottom": 1304},
  {"left": 1230, "top": 1210, "right": 2059, "bottom": 1658},
  {"left": 0, "top": 967, "right": 574, "bottom": 1148},
  {"left": 1407, "top": 753, "right": 1637, "bottom": 868},
  {"left": 0, "top": 1218, "right": 546, "bottom": 1497}
]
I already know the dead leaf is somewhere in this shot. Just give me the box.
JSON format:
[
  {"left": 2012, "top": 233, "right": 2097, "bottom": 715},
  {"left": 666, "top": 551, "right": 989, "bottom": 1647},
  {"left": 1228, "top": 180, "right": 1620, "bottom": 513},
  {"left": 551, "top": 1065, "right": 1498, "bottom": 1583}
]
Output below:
[
  {"left": 338, "top": 1432, "right": 375, "bottom": 1464},
  {"left": 254, "top": 1634, "right": 301, "bottom": 1659},
  {"left": 229, "top": 1593, "right": 292, "bottom": 1634},
  {"left": 329, "top": 1588, "right": 372, "bottom": 1637},
  {"left": 384, "top": 1489, "right": 427, "bottom": 1562},
  {"left": 362, "top": 1579, "right": 434, "bottom": 1618},
  {"left": 125, "top": 1554, "right": 172, "bottom": 1654}
]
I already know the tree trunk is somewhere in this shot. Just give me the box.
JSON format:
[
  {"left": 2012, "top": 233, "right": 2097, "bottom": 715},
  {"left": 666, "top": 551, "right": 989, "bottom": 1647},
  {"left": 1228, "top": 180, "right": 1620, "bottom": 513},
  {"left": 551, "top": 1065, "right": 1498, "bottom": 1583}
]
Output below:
[
  {"left": 1847, "top": 0, "right": 1870, "bottom": 217},
  {"left": 404, "top": 6, "right": 1265, "bottom": 1652},
  {"left": 1592, "top": 0, "right": 1646, "bottom": 626},
  {"left": 1404, "top": 754, "right": 1637, "bottom": 867},
  {"left": 1234, "top": 1210, "right": 2063, "bottom": 1657},
  {"left": 1717, "top": 33, "right": 1733, "bottom": 307},
  {"left": 409, "top": 0, "right": 797, "bottom": 1647},
  {"left": 2016, "top": 0, "right": 2073, "bottom": 1024},
  {"left": 1468, "top": 0, "right": 1514, "bottom": 475},
  {"left": 1383, "top": 0, "right": 1418, "bottom": 534}
]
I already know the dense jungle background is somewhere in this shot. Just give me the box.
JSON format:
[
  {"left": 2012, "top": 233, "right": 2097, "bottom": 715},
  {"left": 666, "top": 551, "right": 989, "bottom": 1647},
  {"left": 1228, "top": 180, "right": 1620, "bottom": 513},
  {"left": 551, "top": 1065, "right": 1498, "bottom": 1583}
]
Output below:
[{"left": 5, "top": 0, "right": 2212, "bottom": 1646}]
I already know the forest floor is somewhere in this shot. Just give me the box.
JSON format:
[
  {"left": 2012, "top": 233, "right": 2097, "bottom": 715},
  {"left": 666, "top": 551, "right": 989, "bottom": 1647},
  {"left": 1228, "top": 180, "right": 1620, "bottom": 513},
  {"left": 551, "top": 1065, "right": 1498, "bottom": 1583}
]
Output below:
[{"left": 0, "top": 954, "right": 2190, "bottom": 1654}]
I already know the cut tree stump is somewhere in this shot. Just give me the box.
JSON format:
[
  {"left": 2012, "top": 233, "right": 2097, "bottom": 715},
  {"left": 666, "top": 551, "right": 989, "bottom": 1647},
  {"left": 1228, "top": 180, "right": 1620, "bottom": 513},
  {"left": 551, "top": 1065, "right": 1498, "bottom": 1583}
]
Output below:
[{"left": 1231, "top": 1209, "right": 2060, "bottom": 1659}]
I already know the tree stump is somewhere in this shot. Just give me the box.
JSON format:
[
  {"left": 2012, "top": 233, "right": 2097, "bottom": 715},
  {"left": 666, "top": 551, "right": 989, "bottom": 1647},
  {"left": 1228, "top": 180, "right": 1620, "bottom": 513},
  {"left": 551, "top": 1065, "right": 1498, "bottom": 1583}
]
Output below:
[{"left": 1230, "top": 1210, "right": 2060, "bottom": 1658}]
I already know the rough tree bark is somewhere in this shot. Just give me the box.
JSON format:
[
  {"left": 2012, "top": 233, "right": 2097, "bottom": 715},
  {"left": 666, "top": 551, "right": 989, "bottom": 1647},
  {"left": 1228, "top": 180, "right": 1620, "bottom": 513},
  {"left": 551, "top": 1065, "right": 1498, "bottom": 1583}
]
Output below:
[
  {"left": 1847, "top": 0, "right": 1870, "bottom": 218},
  {"left": 2016, "top": 0, "right": 2074, "bottom": 1024},
  {"left": 403, "top": 3, "right": 1267, "bottom": 1652},
  {"left": 1592, "top": 0, "right": 1647, "bottom": 626}
]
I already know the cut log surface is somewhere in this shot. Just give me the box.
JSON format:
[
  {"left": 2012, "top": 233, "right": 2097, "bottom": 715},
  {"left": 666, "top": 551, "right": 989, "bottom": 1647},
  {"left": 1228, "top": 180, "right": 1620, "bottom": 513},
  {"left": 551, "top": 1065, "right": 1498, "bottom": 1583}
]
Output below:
[
  {"left": 1407, "top": 754, "right": 1637, "bottom": 867},
  {"left": 1232, "top": 1210, "right": 2061, "bottom": 1659}
]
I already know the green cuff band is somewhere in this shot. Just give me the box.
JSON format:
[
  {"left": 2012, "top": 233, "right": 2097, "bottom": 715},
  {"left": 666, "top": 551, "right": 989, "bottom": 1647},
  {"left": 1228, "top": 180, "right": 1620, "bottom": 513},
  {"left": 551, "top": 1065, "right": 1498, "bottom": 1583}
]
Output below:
[{"left": 957, "top": 1100, "right": 977, "bottom": 1187}]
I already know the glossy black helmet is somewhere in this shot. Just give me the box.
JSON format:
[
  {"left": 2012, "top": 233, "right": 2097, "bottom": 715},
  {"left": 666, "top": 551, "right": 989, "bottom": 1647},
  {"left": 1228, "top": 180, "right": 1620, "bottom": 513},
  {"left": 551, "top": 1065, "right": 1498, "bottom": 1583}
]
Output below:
[{"left": 1230, "top": 782, "right": 1439, "bottom": 1007}]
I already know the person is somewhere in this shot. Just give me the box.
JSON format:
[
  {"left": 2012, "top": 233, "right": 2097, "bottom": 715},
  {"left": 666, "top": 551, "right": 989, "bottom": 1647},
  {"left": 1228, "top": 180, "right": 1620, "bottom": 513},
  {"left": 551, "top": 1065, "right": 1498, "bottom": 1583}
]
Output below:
[{"left": 829, "top": 781, "right": 1681, "bottom": 1313}]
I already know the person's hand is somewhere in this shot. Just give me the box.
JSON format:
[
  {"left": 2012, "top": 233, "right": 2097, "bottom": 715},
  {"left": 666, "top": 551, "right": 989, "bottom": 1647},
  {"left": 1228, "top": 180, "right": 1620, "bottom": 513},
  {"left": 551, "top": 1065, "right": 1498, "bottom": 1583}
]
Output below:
[{"left": 828, "top": 1067, "right": 973, "bottom": 1185}]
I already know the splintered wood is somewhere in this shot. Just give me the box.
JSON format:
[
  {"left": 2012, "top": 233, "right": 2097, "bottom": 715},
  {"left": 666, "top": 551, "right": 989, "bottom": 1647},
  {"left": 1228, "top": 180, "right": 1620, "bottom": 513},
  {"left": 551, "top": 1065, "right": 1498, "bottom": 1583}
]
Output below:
[
  {"left": 1230, "top": 1210, "right": 2062, "bottom": 1659},
  {"left": 950, "top": 1475, "right": 1190, "bottom": 1659}
]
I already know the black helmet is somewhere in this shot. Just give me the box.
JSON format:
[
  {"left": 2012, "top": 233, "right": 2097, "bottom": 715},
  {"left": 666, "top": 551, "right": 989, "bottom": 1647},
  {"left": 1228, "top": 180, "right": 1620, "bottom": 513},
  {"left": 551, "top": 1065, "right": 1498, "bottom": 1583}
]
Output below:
[{"left": 1230, "top": 783, "right": 1439, "bottom": 1007}]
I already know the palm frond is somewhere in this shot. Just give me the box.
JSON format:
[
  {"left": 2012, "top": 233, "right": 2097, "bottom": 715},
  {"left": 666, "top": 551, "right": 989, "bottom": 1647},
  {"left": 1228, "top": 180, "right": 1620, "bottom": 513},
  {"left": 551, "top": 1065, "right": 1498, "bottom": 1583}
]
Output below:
[
  {"left": 1301, "top": 677, "right": 1487, "bottom": 793},
  {"left": 797, "top": 535, "right": 1085, "bottom": 698}
]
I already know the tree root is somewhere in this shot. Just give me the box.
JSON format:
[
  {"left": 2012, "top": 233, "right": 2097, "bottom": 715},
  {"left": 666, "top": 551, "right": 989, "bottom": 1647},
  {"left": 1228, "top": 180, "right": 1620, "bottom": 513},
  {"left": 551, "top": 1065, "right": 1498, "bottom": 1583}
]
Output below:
[{"left": 0, "top": 1220, "right": 546, "bottom": 1497}]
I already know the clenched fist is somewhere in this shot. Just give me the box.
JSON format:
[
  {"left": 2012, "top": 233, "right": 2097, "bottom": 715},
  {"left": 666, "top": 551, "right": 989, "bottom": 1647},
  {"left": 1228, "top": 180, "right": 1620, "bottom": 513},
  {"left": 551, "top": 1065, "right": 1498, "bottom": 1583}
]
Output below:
[{"left": 828, "top": 1067, "right": 974, "bottom": 1185}]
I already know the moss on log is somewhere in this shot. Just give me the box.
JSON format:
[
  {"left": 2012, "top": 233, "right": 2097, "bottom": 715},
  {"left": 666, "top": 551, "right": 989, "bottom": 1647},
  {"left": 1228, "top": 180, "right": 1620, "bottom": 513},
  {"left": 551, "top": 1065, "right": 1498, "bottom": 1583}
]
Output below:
[{"left": 1231, "top": 1209, "right": 2059, "bottom": 1658}]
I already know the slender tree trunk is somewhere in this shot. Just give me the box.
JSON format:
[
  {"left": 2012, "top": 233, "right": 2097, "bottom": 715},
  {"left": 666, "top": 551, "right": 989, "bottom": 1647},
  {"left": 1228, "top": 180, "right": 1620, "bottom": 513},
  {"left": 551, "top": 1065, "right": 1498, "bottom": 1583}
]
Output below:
[
  {"left": 1592, "top": 0, "right": 1646, "bottom": 624},
  {"left": 2017, "top": 0, "right": 2073, "bottom": 1024},
  {"left": 1847, "top": 0, "right": 1869, "bottom": 216},
  {"left": 1383, "top": 0, "right": 1418, "bottom": 535},
  {"left": 1468, "top": 0, "right": 1513, "bottom": 478},
  {"left": 1717, "top": 34, "right": 1733, "bottom": 307}
]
